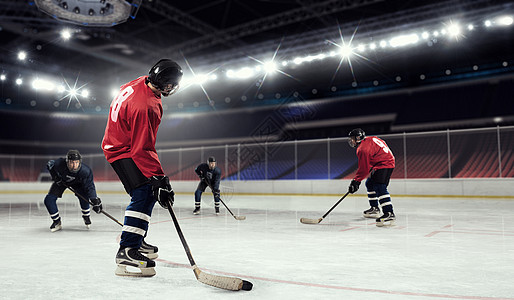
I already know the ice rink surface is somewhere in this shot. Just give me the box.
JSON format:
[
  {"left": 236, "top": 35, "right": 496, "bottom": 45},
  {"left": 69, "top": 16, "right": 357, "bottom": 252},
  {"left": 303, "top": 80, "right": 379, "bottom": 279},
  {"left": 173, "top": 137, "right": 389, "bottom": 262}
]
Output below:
[{"left": 1, "top": 191, "right": 514, "bottom": 300}]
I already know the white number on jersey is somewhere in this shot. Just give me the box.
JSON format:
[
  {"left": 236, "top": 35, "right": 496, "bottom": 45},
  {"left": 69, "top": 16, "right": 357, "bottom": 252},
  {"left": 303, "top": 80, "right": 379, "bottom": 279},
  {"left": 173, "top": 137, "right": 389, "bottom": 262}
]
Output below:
[
  {"left": 372, "top": 137, "right": 390, "bottom": 154},
  {"left": 110, "top": 86, "right": 134, "bottom": 122}
]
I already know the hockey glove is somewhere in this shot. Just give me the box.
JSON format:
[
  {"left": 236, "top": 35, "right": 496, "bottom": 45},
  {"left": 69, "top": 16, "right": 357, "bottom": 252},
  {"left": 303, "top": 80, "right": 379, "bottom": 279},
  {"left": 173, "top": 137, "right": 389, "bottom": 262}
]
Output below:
[
  {"left": 149, "top": 176, "right": 175, "bottom": 209},
  {"left": 213, "top": 189, "right": 221, "bottom": 199},
  {"left": 348, "top": 179, "right": 361, "bottom": 194},
  {"left": 47, "top": 160, "right": 64, "bottom": 186},
  {"left": 90, "top": 197, "right": 103, "bottom": 214}
]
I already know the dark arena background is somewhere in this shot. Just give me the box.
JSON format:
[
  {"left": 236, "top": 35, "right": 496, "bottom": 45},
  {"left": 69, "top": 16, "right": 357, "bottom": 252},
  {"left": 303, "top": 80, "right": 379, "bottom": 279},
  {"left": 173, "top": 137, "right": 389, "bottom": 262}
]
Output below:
[{"left": 1, "top": 1, "right": 514, "bottom": 299}]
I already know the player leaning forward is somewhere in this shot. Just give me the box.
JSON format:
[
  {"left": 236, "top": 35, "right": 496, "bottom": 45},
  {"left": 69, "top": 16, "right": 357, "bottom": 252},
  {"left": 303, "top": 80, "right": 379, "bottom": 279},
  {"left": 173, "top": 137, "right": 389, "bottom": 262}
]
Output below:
[
  {"left": 347, "top": 128, "right": 396, "bottom": 227},
  {"left": 102, "top": 59, "right": 183, "bottom": 276},
  {"left": 44, "top": 149, "right": 103, "bottom": 232}
]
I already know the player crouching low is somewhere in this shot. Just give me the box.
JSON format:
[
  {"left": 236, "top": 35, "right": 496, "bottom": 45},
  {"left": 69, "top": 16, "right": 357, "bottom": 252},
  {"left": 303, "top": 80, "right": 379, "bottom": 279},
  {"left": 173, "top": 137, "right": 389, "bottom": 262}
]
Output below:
[
  {"left": 347, "top": 128, "right": 396, "bottom": 227},
  {"left": 44, "top": 150, "right": 103, "bottom": 232}
]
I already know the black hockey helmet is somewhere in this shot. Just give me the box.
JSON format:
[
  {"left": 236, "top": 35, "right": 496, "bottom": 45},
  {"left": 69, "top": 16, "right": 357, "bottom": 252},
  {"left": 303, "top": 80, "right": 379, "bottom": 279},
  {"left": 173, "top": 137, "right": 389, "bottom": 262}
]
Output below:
[
  {"left": 66, "top": 149, "right": 82, "bottom": 173},
  {"left": 148, "top": 59, "right": 183, "bottom": 96},
  {"left": 208, "top": 156, "right": 216, "bottom": 163},
  {"left": 348, "top": 128, "right": 366, "bottom": 148}
]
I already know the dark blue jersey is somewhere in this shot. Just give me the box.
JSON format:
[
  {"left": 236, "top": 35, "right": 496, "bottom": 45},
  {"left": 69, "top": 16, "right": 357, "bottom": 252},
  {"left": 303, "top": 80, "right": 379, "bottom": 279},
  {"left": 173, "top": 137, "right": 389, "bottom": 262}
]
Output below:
[
  {"left": 47, "top": 158, "right": 97, "bottom": 199},
  {"left": 195, "top": 163, "right": 221, "bottom": 191}
]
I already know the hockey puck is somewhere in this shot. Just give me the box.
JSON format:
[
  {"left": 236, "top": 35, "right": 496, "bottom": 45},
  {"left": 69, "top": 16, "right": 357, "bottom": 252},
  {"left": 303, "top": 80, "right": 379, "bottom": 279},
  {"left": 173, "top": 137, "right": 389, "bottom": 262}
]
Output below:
[{"left": 241, "top": 280, "right": 253, "bottom": 291}]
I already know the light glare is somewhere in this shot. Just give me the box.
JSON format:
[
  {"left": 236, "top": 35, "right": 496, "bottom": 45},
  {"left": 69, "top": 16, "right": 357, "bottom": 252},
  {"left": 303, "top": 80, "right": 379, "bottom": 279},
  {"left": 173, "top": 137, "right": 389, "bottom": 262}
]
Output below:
[
  {"left": 32, "top": 79, "right": 55, "bottom": 91},
  {"left": 497, "top": 16, "right": 513, "bottom": 26},
  {"left": 18, "top": 51, "right": 27, "bottom": 60},
  {"left": 447, "top": 23, "right": 461, "bottom": 37},
  {"left": 339, "top": 45, "right": 353, "bottom": 57},
  {"left": 61, "top": 29, "right": 72, "bottom": 40},
  {"left": 263, "top": 61, "right": 277, "bottom": 73},
  {"left": 389, "top": 34, "right": 419, "bottom": 47}
]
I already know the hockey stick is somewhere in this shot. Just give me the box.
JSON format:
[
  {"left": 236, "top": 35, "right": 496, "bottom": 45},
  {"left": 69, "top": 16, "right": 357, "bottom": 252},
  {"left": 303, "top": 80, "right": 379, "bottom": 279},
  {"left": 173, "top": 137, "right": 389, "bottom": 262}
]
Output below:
[
  {"left": 220, "top": 198, "right": 246, "bottom": 220},
  {"left": 205, "top": 181, "right": 245, "bottom": 220},
  {"left": 64, "top": 183, "right": 123, "bottom": 227},
  {"left": 300, "top": 191, "right": 350, "bottom": 224},
  {"left": 166, "top": 203, "right": 253, "bottom": 291}
]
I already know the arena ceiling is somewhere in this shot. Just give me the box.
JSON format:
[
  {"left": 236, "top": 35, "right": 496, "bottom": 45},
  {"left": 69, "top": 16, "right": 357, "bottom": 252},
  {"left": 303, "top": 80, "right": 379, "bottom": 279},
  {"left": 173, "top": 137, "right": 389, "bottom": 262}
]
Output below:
[{"left": 0, "top": 0, "right": 513, "bottom": 113}]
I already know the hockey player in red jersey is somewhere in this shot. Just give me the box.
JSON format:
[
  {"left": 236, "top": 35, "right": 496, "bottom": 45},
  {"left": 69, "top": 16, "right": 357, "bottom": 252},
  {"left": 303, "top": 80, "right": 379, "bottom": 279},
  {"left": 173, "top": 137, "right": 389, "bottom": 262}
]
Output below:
[
  {"left": 347, "top": 128, "right": 396, "bottom": 227},
  {"left": 102, "top": 59, "right": 182, "bottom": 276}
]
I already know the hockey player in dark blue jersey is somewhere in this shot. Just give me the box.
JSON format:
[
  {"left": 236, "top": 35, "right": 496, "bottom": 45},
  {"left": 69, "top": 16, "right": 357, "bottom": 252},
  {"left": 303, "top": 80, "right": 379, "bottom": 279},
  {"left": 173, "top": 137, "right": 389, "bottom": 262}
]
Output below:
[
  {"left": 44, "top": 150, "right": 102, "bottom": 232},
  {"left": 193, "top": 156, "right": 222, "bottom": 215}
]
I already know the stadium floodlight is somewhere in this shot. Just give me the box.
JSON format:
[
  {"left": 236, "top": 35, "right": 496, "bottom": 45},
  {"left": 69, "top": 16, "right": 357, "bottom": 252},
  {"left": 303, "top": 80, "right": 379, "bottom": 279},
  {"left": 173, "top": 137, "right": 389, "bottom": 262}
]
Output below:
[
  {"left": 467, "top": 24, "right": 474, "bottom": 30},
  {"left": 0, "top": 74, "right": 6, "bottom": 81},
  {"left": 226, "top": 70, "right": 236, "bottom": 78},
  {"left": 357, "top": 44, "right": 366, "bottom": 52},
  {"left": 17, "top": 51, "right": 27, "bottom": 61},
  {"left": 61, "top": 29, "right": 72, "bottom": 40},
  {"left": 369, "top": 43, "right": 376, "bottom": 50},
  {"left": 263, "top": 61, "right": 277, "bottom": 74},
  {"left": 484, "top": 20, "right": 492, "bottom": 27},
  {"left": 80, "top": 89, "right": 89, "bottom": 97},
  {"left": 34, "top": 0, "right": 142, "bottom": 27},
  {"left": 293, "top": 57, "right": 303, "bottom": 64},
  {"left": 421, "top": 31, "right": 429, "bottom": 39},
  {"left": 315, "top": 53, "right": 327, "bottom": 60},
  {"left": 16, "top": 78, "right": 23, "bottom": 85},
  {"left": 236, "top": 67, "right": 254, "bottom": 79},
  {"left": 32, "top": 79, "right": 55, "bottom": 91},
  {"left": 389, "top": 33, "right": 419, "bottom": 48},
  {"left": 447, "top": 23, "right": 461, "bottom": 37},
  {"left": 338, "top": 45, "right": 353, "bottom": 58},
  {"left": 497, "top": 16, "right": 513, "bottom": 26}
]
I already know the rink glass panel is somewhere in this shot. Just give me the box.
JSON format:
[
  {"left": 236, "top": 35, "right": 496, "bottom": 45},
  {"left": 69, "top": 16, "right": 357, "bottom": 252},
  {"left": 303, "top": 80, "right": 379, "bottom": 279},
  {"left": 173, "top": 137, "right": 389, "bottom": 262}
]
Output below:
[{"left": 1, "top": 126, "right": 514, "bottom": 181}]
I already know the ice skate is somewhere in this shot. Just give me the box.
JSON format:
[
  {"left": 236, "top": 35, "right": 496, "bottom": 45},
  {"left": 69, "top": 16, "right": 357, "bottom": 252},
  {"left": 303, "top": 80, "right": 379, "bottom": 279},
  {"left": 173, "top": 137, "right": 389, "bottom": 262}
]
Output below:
[
  {"left": 363, "top": 206, "right": 380, "bottom": 218},
  {"left": 82, "top": 215, "right": 91, "bottom": 229},
  {"left": 50, "top": 218, "right": 62, "bottom": 232},
  {"left": 140, "top": 240, "right": 158, "bottom": 260},
  {"left": 376, "top": 212, "right": 396, "bottom": 227},
  {"left": 193, "top": 207, "right": 200, "bottom": 215},
  {"left": 215, "top": 206, "right": 220, "bottom": 215},
  {"left": 115, "top": 247, "right": 156, "bottom": 277}
]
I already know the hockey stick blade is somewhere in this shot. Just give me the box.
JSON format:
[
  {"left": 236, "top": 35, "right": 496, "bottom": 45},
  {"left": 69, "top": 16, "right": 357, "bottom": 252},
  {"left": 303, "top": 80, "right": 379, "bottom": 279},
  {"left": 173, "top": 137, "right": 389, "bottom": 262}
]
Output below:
[
  {"left": 167, "top": 204, "right": 252, "bottom": 291},
  {"left": 193, "top": 266, "right": 246, "bottom": 291},
  {"left": 206, "top": 182, "right": 246, "bottom": 221},
  {"left": 300, "top": 217, "right": 323, "bottom": 224},
  {"left": 300, "top": 192, "right": 350, "bottom": 225}
]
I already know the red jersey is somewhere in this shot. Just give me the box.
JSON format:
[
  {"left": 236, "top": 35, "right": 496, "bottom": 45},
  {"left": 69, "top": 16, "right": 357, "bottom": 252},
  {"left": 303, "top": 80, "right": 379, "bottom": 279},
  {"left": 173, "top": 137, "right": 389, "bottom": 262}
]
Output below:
[
  {"left": 354, "top": 136, "right": 395, "bottom": 182},
  {"left": 102, "top": 76, "right": 165, "bottom": 178}
]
